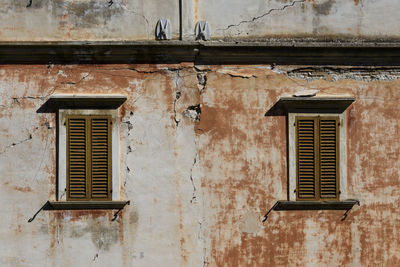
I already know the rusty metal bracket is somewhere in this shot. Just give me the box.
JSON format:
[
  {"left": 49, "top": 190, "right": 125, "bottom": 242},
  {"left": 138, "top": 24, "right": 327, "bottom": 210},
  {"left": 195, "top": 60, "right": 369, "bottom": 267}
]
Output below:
[
  {"left": 28, "top": 201, "right": 51, "bottom": 223},
  {"left": 262, "top": 202, "right": 279, "bottom": 222},
  {"left": 341, "top": 199, "right": 360, "bottom": 221},
  {"left": 28, "top": 201, "right": 131, "bottom": 222},
  {"left": 112, "top": 201, "right": 130, "bottom": 221}
]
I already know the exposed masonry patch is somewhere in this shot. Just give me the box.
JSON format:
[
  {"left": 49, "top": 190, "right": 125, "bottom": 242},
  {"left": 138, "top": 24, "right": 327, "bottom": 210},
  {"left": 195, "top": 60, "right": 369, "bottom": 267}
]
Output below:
[
  {"left": 196, "top": 73, "right": 207, "bottom": 94},
  {"left": 173, "top": 71, "right": 184, "bottom": 127},
  {"left": 183, "top": 105, "right": 201, "bottom": 122},
  {"left": 217, "top": 70, "right": 257, "bottom": 79},
  {"left": 217, "top": 0, "right": 306, "bottom": 32},
  {"left": 173, "top": 91, "right": 181, "bottom": 127},
  {"left": 287, "top": 67, "right": 400, "bottom": 82}
]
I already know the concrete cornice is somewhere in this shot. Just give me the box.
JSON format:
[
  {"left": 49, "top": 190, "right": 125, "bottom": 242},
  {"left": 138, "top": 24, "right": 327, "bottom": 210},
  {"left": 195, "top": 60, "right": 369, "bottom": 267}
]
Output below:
[{"left": 0, "top": 40, "right": 399, "bottom": 65}]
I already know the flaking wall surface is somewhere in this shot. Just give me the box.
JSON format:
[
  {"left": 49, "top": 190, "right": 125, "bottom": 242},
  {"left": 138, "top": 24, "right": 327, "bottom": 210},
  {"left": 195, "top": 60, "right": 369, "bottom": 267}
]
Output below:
[
  {"left": 0, "top": 0, "right": 399, "bottom": 41},
  {"left": 0, "top": 64, "right": 399, "bottom": 266}
]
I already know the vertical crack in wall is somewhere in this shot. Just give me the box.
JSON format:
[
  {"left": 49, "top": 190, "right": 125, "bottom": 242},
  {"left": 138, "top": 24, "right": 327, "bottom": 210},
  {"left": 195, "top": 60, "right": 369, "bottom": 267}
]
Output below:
[
  {"left": 33, "top": 133, "right": 50, "bottom": 181},
  {"left": 198, "top": 220, "right": 208, "bottom": 267},
  {"left": 189, "top": 151, "right": 198, "bottom": 203},
  {"left": 122, "top": 110, "right": 135, "bottom": 190},
  {"left": 173, "top": 70, "right": 184, "bottom": 127},
  {"left": 93, "top": 253, "right": 99, "bottom": 261},
  {"left": 196, "top": 72, "right": 207, "bottom": 94},
  {"left": 173, "top": 91, "right": 181, "bottom": 127}
]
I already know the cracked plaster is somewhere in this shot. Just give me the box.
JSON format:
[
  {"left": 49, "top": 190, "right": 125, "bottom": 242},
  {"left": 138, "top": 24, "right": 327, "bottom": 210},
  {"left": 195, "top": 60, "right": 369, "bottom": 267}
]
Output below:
[
  {"left": 0, "top": 0, "right": 399, "bottom": 41},
  {"left": 1, "top": 63, "right": 400, "bottom": 266}
]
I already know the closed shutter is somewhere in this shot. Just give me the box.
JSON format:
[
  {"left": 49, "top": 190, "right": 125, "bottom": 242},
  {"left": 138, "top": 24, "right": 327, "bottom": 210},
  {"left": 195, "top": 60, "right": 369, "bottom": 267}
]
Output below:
[
  {"left": 67, "top": 115, "right": 112, "bottom": 201},
  {"left": 296, "top": 117, "right": 317, "bottom": 200},
  {"left": 296, "top": 116, "right": 339, "bottom": 201},
  {"left": 91, "top": 118, "right": 112, "bottom": 200},
  {"left": 319, "top": 117, "right": 339, "bottom": 200},
  {"left": 67, "top": 117, "right": 88, "bottom": 199}
]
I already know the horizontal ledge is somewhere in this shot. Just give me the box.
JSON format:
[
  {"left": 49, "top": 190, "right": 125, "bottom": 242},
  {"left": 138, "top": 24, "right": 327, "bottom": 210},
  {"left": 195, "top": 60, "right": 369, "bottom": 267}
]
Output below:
[
  {"left": 0, "top": 41, "right": 400, "bottom": 65},
  {"left": 48, "top": 94, "right": 127, "bottom": 109},
  {"left": 273, "top": 200, "right": 360, "bottom": 211},
  {"left": 46, "top": 201, "right": 130, "bottom": 210},
  {"left": 279, "top": 96, "right": 355, "bottom": 112},
  {"left": 1, "top": 40, "right": 400, "bottom": 48}
]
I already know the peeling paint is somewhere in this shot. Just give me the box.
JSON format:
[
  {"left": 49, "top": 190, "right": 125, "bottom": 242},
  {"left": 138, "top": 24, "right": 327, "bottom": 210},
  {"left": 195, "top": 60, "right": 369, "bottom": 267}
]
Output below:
[{"left": 1, "top": 63, "right": 400, "bottom": 266}]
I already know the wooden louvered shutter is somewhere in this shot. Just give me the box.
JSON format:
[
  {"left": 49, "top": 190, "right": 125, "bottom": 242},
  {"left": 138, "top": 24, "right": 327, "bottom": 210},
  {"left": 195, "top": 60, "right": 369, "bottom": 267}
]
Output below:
[
  {"left": 296, "top": 117, "right": 317, "bottom": 200},
  {"left": 90, "top": 117, "right": 112, "bottom": 200},
  {"left": 319, "top": 117, "right": 339, "bottom": 200},
  {"left": 67, "top": 115, "right": 112, "bottom": 201},
  {"left": 67, "top": 116, "right": 89, "bottom": 200},
  {"left": 296, "top": 116, "right": 339, "bottom": 201}
]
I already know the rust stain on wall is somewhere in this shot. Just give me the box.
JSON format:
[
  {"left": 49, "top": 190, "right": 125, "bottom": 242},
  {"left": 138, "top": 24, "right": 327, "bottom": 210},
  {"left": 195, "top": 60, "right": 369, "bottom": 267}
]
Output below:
[{"left": 1, "top": 64, "right": 400, "bottom": 266}]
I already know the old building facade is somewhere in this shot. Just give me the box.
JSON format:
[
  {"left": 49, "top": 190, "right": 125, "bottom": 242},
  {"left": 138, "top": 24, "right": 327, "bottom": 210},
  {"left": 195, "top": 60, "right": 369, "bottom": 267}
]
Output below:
[{"left": 0, "top": 0, "right": 400, "bottom": 266}]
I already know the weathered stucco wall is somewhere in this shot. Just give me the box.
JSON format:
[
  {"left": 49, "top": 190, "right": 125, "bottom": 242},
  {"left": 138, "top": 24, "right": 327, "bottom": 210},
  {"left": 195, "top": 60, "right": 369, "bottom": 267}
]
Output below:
[
  {"left": 0, "top": 0, "right": 399, "bottom": 41},
  {"left": 192, "top": 0, "right": 400, "bottom": 40},
  {"left": 0, "top": 0, "right": 180, "bottom": 41},
  {"left": 1, "top": 63, "right": 400, "bottom": 266}
]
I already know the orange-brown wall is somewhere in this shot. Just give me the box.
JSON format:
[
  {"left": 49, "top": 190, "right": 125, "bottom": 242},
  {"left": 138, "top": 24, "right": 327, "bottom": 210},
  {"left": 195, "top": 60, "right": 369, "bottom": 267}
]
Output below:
[{"left": 0, "top": 64, "right": 399, "bottom": 266}]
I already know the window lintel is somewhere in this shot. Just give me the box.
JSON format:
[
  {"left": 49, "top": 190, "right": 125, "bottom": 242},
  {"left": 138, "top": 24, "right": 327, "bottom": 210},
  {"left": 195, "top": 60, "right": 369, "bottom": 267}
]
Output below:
[
  {"left": 49, "top": 94, "right": 127, "bottom": 109},
  {"left": 279, "top": 95, "right": 355, "bottom": 113}
]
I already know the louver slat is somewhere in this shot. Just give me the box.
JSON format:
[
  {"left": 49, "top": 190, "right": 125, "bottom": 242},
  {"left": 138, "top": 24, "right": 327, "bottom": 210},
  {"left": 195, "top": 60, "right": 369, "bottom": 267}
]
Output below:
[
  {"left": 67, "top": 118, "right": 87, "bottom": 199},
  {"left": 297, "top": 118, "right": 317, "bottom": 200},
  {"left": 319, "top": 118, "right": 339, "bottom": 199},
  {"left": 91, "top": 118, "right": 111, "bottom": 200}
]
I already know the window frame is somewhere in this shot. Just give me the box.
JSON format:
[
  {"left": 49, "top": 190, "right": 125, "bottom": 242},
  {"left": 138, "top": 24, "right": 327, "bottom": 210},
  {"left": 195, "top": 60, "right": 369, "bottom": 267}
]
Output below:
[
  {"left": 58, "top": 109, "right": 120, "bottom": 201},
  {"left": 288, "top": 112, "right": 347, "bottom": 202}
]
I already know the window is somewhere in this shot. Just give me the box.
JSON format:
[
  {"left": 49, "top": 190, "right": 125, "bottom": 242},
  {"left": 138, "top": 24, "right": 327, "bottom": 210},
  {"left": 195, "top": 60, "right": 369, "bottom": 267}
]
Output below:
[
  {"left": 264, "top": 96, "right": 360, "bottom": 212},
  {"left": 66, "top": 115, "right": 112, "bottom": 201},
  {"left": 288, "top": 112, "right": 346, "bottom": 202},
  {"left": 50, "top": 94, "right": 127, "bottom": 203},
  {"left": 278, "top": 96, "right": 355, "bottom": 204},
  {"left": 296, "top": 116, "right": 339, "bottom": 201},
  {"left": 59, "top": 109, "right": 120, "bottom": 202}
]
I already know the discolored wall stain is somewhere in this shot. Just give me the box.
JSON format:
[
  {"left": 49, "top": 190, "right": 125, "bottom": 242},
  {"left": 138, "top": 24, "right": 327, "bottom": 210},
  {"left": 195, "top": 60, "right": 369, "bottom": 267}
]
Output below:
[
  {"left": 313, "top": 0, "right": 335, "bottom": 15},
  {"left": 1, "top": 64, "right": 400, "bottom": 266},
  {"left": 64, "top": 0, "right": 124, "bottom": 28},
  {"left": 0, "top": 0, "right": 124, "bottom": 28}
]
